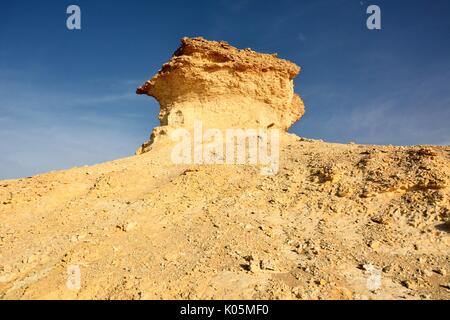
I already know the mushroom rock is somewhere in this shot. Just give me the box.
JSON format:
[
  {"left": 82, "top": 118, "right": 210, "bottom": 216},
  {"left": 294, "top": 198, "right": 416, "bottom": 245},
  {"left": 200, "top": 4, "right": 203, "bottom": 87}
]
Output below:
[{"left": 136, "top": 37, "right": 305, "bottom": 154}]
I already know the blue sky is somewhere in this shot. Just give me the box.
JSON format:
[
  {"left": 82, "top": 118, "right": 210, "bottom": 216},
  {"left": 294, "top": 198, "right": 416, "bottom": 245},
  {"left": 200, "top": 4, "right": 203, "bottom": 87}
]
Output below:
[{"left": 1, "top": 0, "right": 449, "bottom": 179}]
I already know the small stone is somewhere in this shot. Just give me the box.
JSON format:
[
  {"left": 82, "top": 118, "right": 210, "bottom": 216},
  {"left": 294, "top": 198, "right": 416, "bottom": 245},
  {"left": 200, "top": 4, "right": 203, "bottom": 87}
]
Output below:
[
  {"left": 434, "top": 268, "right": 447, "bottom": 276},
  {"left": 340, "top": 288, "right": 353, "bottom": 299},
  {"left": 260, "top": 259, "right": 277, "bottom": 271},
  {"left": 245, "top": 255, "right": 260, "bottom": 273},
  {"left": 382, "top": 265, "right": 391, "bottom": 273},
  {"left": 371, "top": 215, "right": 392, "bottom": 225},
  {"left": 259, "top": 225, "right": 273, "bottom": 237},
  {"left": 163, "top": 253, "right": 177, "bottom": 262},
  {"left": 315, "top": 279, "right": 327, "bottom": 286},
  {"left": 401, "top": 280, "right": 416, "bottom": 290},
  {"left": 336, "top": 185, "right": 350, "bottom": 197},
  {"left": 118, "top": 222, "right": 137, "bottom": 232},
  {"left": 291, "top": 286, "right": 303, "bottom": 299},
  {"left": 361, "top": 188, "right": 377, "bottom": 198},
  {"left": 362, "top": 263, "right": 379, "bottom": 273},
  {"left": 369, "top": 240, "right": 381, "bottom": 250}
]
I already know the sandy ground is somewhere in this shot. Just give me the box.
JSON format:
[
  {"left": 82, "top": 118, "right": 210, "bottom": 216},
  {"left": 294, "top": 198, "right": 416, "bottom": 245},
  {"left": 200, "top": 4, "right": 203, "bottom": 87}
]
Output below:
[{"left": 0, "top": 134, "right": 449, "bottom": 300}]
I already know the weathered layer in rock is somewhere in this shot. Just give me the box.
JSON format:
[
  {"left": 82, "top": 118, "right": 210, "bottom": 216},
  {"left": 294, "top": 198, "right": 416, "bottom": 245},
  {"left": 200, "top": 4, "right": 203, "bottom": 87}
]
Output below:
[{"left": 136, "top": 37, "right": 305, "bottom": 154}]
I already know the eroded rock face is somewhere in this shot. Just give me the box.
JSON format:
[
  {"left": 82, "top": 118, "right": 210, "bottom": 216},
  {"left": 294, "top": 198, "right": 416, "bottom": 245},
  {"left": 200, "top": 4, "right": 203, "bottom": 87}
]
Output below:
[{"left": 136, "top": 37, "right": 305, "bottom": 154}]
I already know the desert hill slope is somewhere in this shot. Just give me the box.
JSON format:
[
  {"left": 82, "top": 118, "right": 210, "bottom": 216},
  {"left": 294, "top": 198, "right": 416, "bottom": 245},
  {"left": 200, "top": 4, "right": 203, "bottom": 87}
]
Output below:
[{"left": 0, "top": 38, "right": 449, "bottom": 300}]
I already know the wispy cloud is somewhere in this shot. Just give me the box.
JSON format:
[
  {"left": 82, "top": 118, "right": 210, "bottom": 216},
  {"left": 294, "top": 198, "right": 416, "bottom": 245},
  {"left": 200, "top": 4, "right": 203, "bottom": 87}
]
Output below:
[
  {"left": 71, "top": 92, "right": 138, "bottom": 106},
  {"left": 294, "top": 67, "right": 450, "bottom": 147},
  {"left": 0, "top": 76, "right": 158, "bottom": 180}
]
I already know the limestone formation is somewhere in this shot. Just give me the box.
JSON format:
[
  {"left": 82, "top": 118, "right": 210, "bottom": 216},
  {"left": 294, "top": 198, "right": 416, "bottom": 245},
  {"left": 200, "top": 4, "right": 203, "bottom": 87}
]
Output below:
[
  {"left": 136, "top": 37, "right": 305, "bottom": 154},
  {"left": 1, "top": 38, "right": 449, "bottom": 301}
]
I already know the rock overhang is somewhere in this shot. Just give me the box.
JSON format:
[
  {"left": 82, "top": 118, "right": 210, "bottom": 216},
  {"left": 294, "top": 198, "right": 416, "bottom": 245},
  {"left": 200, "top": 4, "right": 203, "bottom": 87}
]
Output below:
[{"left": 136, "top": 37, "right": 305, "bottom": 154}]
